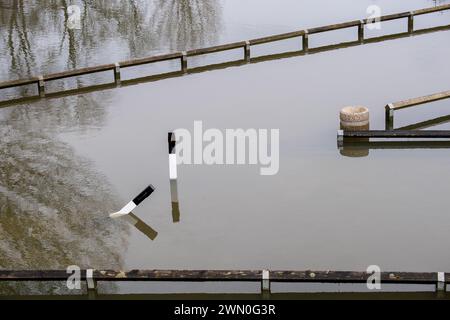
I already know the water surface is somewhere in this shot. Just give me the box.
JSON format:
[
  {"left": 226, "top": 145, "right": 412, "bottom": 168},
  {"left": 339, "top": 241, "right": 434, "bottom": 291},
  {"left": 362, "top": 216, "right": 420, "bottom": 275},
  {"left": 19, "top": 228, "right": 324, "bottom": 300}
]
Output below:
[{"left": 0, "top": 0, "right": 450, "bottom": 295}]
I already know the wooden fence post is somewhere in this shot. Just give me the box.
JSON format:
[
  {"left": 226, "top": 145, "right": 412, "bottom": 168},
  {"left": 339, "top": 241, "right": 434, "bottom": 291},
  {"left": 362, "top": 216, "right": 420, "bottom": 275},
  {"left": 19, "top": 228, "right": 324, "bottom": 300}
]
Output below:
[
  {"left": 358, "top": 20, "right": 365, "bottom": 42},
  {"left": 181, "top": 52, "right": 188, "bottom": 73},
  {"left": 302, "top": 30, "right": 309, "bottom": 52},
  {"left": 38, "top": 76, "right": 45, "bottom": 97},
  {"left": 114, "top": 62, "right": 121, "bottom": 84},
  {"left": 408, "top": 12, "right": 414, "bottom": 33},
  {"left": 244, "top": 41, "right": 251, "bottom": 62}
]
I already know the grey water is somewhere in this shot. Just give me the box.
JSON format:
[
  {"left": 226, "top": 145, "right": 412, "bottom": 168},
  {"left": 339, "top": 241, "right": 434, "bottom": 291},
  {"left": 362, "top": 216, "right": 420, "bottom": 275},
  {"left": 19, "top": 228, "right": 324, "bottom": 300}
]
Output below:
[{"left": 0, "top": 0, "right": 449, "bottom": 295}]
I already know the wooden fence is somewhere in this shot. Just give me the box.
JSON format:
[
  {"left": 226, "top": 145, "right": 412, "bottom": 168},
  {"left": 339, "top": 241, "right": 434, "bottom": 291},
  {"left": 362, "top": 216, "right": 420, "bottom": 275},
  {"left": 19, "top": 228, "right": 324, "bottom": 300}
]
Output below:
[
  {"left": 1, "top": 4, "right": 449, "bottom": 105},
  {"left": 0, "top": 269, "right": 447, "bottom": 295}
]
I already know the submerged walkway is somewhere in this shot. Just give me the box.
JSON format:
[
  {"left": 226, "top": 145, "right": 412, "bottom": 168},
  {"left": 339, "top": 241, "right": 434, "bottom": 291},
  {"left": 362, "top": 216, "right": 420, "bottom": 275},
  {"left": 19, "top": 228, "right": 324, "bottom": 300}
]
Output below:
[{"left": 0, "top": 4, "right": 449, "bottom": 106}]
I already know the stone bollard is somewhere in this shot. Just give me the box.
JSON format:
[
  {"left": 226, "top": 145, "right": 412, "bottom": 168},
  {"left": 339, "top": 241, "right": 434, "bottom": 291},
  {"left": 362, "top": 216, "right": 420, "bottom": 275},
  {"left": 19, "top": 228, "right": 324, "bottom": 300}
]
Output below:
[{"left": 339, "top": 106, "right": 369, "bottom": 157}]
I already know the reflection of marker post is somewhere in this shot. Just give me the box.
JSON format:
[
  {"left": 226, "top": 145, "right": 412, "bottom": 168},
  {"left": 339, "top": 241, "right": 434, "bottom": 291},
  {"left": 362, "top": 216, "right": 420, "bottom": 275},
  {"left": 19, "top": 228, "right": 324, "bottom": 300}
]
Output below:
[
  {"left": 86, "top": 269, "right": 97, "bottom": 300},
  {"left": 109, "top": 185, "right": 155, "bottom": 218},
  {"left": 121, "top": 213, "right": 158, "bottom": 240},
  {"left": 168, "top": 132, "right": 180, "bottom": 223}
]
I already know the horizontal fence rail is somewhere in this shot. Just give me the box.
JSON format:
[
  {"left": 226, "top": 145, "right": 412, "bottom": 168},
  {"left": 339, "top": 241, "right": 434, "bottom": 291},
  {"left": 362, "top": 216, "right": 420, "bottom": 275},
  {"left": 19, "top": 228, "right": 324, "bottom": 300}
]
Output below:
[
  {"left": 338, "top": 130, "right": 450, "bottom": 139},
  {"left": 0, "top": 4, "right": 449, "bottom": 104},
  {"left": 339, "top": 140, "right": 450, "bottom": 150},
  {"left": 0, "top": 269, "right": 447, "bottom": 284},
  {"left": 0, "top": 269, "right": 447, "bottom": 298},
  {"left": 385, "top": 89, "right": 450, "bottom": 129}
]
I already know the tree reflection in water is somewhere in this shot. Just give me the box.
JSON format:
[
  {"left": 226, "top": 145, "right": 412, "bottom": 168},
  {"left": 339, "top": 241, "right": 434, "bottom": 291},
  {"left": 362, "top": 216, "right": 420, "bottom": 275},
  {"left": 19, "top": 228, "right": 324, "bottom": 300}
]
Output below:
[
  {"left": 0, "top": 93, "right": 129, "bottom": 295},
  {"left": 0, "top": 0, "right": 222, "bottom": 295},
  {"left": 0, "top": 0, "right": 222, "bottom": 79}
]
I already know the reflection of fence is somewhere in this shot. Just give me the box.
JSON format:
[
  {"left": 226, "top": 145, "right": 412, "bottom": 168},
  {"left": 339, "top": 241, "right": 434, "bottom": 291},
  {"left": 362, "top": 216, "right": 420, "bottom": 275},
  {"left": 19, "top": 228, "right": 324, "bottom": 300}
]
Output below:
[
  {"left": 1, "top": 4, "right": 449, "bottom": 104},
  {"left": 385, "top": 90, "right": 450, "bottom": 129},
  {"left": 0, "top": 269, "right": 447, "bottom": 295}
]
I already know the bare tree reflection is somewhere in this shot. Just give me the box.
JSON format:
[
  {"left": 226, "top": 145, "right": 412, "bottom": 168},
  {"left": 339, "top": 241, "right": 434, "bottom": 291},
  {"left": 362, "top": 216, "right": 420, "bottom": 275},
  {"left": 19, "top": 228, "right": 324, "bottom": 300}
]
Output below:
[
  {"left": 0, "top": 93, "right": 129, "bottom": 295},
  {"left": 0, "top": 0, "right": 222, "bottom": 81},
  {"left": 148, "top": 0, "right": 221, "bottom": 52}
]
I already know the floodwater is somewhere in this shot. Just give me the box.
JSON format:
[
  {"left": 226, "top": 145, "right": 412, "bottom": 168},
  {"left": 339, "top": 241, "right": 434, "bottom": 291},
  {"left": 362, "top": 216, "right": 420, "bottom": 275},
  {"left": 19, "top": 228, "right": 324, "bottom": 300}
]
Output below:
[{"left": 0, "top": 0, "right": 450, "bottom": 295}]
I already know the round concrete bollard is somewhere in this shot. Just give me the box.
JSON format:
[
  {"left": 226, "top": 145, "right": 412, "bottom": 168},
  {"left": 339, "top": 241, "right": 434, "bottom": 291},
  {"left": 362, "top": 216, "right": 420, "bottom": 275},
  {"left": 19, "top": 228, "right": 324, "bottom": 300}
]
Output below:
[
  {"left": 339, "top": 106, "right": 369, "bottom": 157},
  {"left": 339, "top": 106, "right": 369, "bottom": 130}
]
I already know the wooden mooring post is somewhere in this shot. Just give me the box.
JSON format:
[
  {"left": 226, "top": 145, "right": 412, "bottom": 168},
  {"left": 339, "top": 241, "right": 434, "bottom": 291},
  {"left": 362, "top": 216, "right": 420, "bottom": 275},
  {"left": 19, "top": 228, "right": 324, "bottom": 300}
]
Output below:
[{"left": 0, "top": 4, "right": 449, "bottom": 104}]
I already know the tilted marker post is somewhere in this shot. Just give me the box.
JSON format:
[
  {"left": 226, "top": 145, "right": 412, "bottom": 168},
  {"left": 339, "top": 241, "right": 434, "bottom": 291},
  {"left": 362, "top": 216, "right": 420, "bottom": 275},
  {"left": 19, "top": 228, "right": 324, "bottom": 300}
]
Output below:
[{"left": 109, "top": 185, "right": 155, "bottom": 218}]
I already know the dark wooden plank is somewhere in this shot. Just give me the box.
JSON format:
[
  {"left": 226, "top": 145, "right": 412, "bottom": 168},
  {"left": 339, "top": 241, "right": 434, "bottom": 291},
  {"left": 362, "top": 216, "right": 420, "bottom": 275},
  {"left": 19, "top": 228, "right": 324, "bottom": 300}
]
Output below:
[
  {"left": 119, "top": 52, "right": 183, "bottom": 67},
  {"left": 376, "top": 11, "right": 411, "bottom": 23},
  {"left": 397, "top": 114, "right": 450, "bottom": 130},
  {"left": 187, "top": 41, "right": 246, "bottom": 56},
  {"left": 308, "top": 20, "right": 360, "bottom": 34},
  {"left": 391, "top": 90, "right": 450, "bottom": 110},
  {"left": 93, "top": 270, "right": 263, "bottom": 281},
  {"left": 341, "top": 141, "right": 450, "bottom": 150},
  {"left": 249, "top": 30, "right": 305, "bottom": 45},
  {"left": 342, "top": 130, "right": 450, "bottom": 138},
  {"left": 414, "top": 3, "right": 450, "bottom": 16},
  {"left": 44, "top": 64, "right": 116, "bottom": 81},
  {"left": 0, "top": 269, "right": 446, "bottom": 284},
  {"left": 0, "top": 77, "right": 39, "bottom": 89}
]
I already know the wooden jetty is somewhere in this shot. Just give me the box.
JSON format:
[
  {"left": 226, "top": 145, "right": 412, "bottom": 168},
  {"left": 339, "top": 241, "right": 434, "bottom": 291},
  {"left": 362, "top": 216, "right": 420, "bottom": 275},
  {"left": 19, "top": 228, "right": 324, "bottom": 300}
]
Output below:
[
  {"left": 385, "top": 89, "right": 450, "bottom": 129},
  {"left": 1, "top": 4, "right": 450, "bottom": 105},
  {"left": 0, "top": 269, "right": 447, "bottom": 295}
]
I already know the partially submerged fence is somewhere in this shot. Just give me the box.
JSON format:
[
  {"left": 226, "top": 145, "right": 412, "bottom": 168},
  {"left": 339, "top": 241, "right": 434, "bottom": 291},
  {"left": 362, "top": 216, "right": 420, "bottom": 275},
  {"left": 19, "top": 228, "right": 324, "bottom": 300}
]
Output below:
[
  {"left": 1, "top": 4, "right": 449, "bottom": 105},
  {"left": 385, "top": 89, "right": 450, "bottom": 129},
  {"left": 0, "top": 269, "right": 447, "bottom": 295}
]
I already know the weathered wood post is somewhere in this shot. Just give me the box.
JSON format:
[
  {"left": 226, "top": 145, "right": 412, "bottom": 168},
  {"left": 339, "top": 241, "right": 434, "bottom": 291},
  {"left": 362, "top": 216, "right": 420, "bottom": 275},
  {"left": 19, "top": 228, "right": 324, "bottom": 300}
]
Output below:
[
  {"left": 38, "top": 76, "right": 45, "bottom": 97},
  {"left": 114, "top": 62, "right": 121, "bottom": 84},
  {"left": 261, "top": 269, "right": 271, "bottom": 299},
  {"left": 408, "top": 12, "right": 414, "bottom": 33},
  {"left": 244, "top": 40, "right": 251, "bottom": 62},
  {"left": 302, "top": 30, "right": 309, "bottom": 52},
  {"left": 385, "top": 104, "right": 395, "bottom": 130},
  {"left": 86, "top": 269, "right": 97, "bottom": 299},
  {"left": 181, "top": 51, "right": 188, "bottom": 73},
  {"left": 436, "top": 272, "right": 446, "bottom": 295},
  {"left": 358, "top": 20, "right": 365, "bottom": 43}
]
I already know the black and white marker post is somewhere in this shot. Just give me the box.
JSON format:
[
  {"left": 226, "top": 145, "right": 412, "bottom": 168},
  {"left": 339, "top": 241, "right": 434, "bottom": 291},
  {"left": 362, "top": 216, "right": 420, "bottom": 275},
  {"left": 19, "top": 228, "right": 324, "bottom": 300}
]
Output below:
[
  {"left": 168, "top": 132, "right": 180, "bottom": 223},
  {"left": 109, "top": 184, "right": 155, "bottom": 218}
]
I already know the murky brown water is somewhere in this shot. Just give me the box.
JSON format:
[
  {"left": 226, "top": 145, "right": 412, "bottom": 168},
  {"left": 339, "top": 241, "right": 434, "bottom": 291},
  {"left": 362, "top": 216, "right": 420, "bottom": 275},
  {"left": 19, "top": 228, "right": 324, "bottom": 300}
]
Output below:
[{"left": 0, "top": 0, "right": 450, "bottom": 295}]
